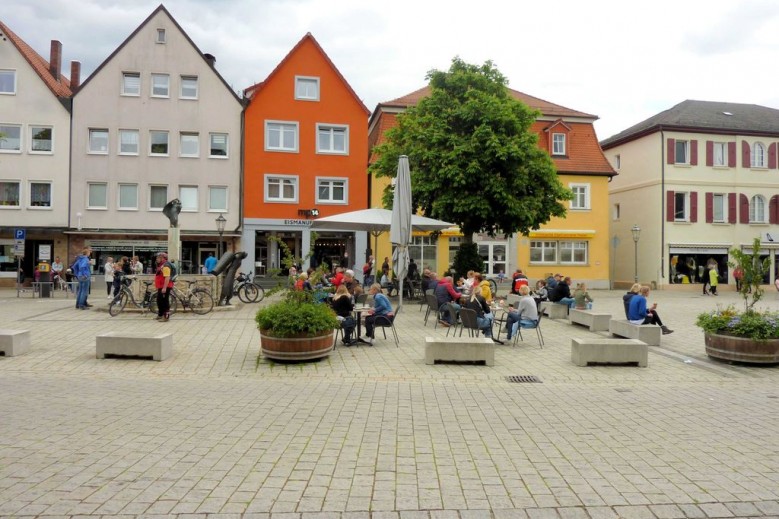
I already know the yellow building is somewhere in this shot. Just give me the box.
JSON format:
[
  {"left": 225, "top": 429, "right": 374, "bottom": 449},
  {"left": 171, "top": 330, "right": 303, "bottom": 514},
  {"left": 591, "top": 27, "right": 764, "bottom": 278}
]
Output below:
[{"left": 368, "top": 86, "right": 616, "bottom": 288}]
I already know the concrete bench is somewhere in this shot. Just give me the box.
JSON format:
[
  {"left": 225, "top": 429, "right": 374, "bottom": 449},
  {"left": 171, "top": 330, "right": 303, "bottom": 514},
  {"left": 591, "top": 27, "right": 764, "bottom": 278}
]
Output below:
[
  {"left": 609, "top": 319, "right": 661, "bottom": 346},
  {"left": 571, "top": 338, "right": 648, "bottom": 367},
  {"left": 425, "top": 337, "right": 494, "bottom": 366},
  {"left": 540, "top": 301, "right": 569, "bottom": 319},
  {"left": 0, "top": 329, "right": 31, "bottom": 357},
  {"left": 96, "top": 332, "right": 172, "bottom": 361},
  {"left": 569, "top": 309, "right": 612, "bottom": 332}
]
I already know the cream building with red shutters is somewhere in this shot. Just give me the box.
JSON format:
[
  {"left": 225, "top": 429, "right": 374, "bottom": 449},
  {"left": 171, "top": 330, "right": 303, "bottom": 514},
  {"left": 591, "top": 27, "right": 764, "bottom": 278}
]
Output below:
[{"left": 602, "top": 100, "right": 779, "bottom": 289}]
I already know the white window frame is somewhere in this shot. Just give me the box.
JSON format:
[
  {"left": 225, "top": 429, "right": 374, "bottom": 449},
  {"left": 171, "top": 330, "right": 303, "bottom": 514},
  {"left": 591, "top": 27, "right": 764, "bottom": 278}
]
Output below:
[
  {"left": 751, "top": 142, "right": 767, "bottom": 168},
  {"left": 750, "top": 195, "right": 767, "bottom": 223},
  {"left": 179, "top": 132, "right": 199, "bottom": 158},
  {"left": 295, "top": 76, "right": 320, "bottom": 101},
  {"left": 88, "top": 128, "right": 109, "bottom": 154},
  {"left": 713, "top": 142, "right": 727, "bottom": 167},
  {"left": 208, "top": 186, "right": 228, "bottom": 212},
  {"left": 150, "top": 73, "right": 170, "bottom": 98},
  {"left": 569, "top": 183, "right": 590, "bottom": 210},
  {"left": 552, "top": 133, "right": 566, "bottom": 155},
  {"left": 149, "top": 184, "right": 168, "bottom": 211},
  {"left": 87, "top": 182, "right": 108, "bottom": 210},
  {"left": 316, "top": 177, "right": 348, "bottom": 204},
  {"left": 209, "top": 133, "right": 229, "bottom": 158},
  {"left": 156, "top": 28, "right": 166, "bottom": 43},
  {"left": 0, "top": 180, "right": 21, "bottom": 208},
  {"left": 179, "top": 185, "right": 199, "bottom": 212},
  {"left": 180, "top": 75, "right": 198, "bottom": 99},
  {"left": 28, "top": 181, "right": 52, "bottom": 209},
  {"left": 614, "top": 154, "right": 621, "bottom": 170},
  {"left": 675, "top": 140, "right": 689, "bottom": 164},
  {"left": 264, "top": 174, "right": 299, "bottom": 203},
  {"left": 712, "top": 193, "right": 727, "bottom": 223},
  {"left": 0, "top": 69, "right": 16, "bottom": 95},
  {"left": 121, "top": 72, "right": 140, "bottom": 96},
  {"left": 149, "top": 130, "right": 169, "bottom": 156},
  {"left": 559, "top": 241, "right": 588, "bottom": 264},
  {"left": 0, "top": 123, "right": 22, "bottom": 153},
  {"left": 316, "top": 124, "right": 349, "bottom": 155},
  {"left": 118, "top": 129, "right": 139, "bottom": 155},
  {"left": 117, "top": 183, "right": 139, "bottom": 211},
  {"left": 674, "top": 191, "right": 689, "bottom": 222},
  {"left": 265, "top": 121, "right": 298, "bottom": 152},
  {"left": 29, "top": 125, "right": 53, "bottom": 154},
  {"left": 530, "top": 241, "right": 558, "bottom": 264}
]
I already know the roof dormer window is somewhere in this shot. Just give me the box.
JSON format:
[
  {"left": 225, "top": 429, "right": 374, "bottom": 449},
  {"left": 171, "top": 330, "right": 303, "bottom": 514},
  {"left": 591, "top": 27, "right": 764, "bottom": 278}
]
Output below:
[{"left": 552, "top": 133, "right": 566, "bottom": 156}]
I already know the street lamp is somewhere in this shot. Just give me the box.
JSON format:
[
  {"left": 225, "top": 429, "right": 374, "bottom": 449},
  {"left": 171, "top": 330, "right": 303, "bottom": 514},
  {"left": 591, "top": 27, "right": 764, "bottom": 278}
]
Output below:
[
  {"left": 215, "top": 214, "right": 226, "bottom": 258},
  {"left": 631, "top": 224, "right": 641, "bottom": 283}
]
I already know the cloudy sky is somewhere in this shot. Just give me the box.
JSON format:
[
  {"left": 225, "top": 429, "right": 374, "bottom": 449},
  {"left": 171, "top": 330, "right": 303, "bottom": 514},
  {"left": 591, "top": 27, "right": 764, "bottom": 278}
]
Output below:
[{"left": 4, "top": 0, "right": 779, "bottom": 139}]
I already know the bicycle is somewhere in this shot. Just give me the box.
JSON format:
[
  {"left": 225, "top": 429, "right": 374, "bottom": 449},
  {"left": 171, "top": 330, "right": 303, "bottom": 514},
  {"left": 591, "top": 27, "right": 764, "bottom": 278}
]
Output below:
[
  {"left": 108, "top": 277, "right": 160, "bottom": 317},
  {"left": 233, "top": 271, "right": 265, "bottom": 303},
  {"left": 169, "top": 279, "right": 214, "bottom": 315}
]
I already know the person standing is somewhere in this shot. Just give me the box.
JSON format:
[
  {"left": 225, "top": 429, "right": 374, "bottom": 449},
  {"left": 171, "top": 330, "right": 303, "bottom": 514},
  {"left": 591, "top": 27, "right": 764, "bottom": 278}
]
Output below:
[
  {"left": 131, "top": 256, "right": 143, "bottom": 275},
  {"left": 154, "top": 252, "right": 174, "bottom": 322},
  {"left": 103, "top": 256, "right": 114, "bottom": 298},
  {"left": 733, "top": 265, "right": 744, "bottom": 292},
  {"left": 362, "top": 255, "right": 375, "bottom": 287},
  {"left": 204, "top": 253, "right": 217, "bottom": 274},
  {"left": 709, "top": 264, "right": 719, "bottom": 296},
  {"left": 74, "top": 247, "right": 93, "bottom": 310}
]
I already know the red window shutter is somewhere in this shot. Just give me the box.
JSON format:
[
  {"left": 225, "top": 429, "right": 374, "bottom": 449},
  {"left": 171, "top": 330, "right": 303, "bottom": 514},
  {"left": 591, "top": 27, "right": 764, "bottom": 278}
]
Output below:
[
  {"left": 728, "top": 193, "right": 737, "bottom": 223},
  {"left": 740, "top": 193, "right": 749, "bottom": 223},
  {"left": 666, "top": 190, "right": 675, "bottom": 221},
  {"left": 706, "top": 141, "right": 713, "bottom": 166},
  {"left": 690, "top": 192, "right": 698, "bottom": 222},
  {"left": 770, "top": 195, "right": 779, "bottom": 224},
  {"left": 690, "top": 140, "right": 698, "bottom": 165},
  {"left": 742, "top": 141, "right": 751, "bottom": 168},
  {"left": 667, "top": 138, "right": 675, "bottom": 164},
  {"left": 728, "top": 142, "right": 736, "bottom": 167},
  {"left": 769, "top": 143, "right": 777, "bottom": 169},
  {"left": 705, "top": 192, "right": 713, "bottom": 223}
]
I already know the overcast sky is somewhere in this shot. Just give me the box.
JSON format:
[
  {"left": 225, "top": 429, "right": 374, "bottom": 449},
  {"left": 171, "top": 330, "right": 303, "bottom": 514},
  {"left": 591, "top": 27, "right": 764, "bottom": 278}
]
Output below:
[{"left": 4, "top": 0, "right": 779, "bottom": 140}]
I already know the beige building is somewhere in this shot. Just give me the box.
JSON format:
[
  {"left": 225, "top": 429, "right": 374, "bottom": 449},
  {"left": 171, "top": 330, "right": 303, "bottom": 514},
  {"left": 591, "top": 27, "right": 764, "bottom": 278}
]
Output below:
[
  {"left": 602, "top": 100, "right": 779, "bottom": 289},
  {"left": 69, "top": 6, "right": 243, "bottom": 274}
]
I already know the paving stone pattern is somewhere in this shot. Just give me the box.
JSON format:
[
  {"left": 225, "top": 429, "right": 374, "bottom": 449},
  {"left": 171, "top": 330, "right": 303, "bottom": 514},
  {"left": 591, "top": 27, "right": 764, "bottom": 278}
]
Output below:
[{"left": 1, "top": 288, "right": 778, "bottom": 518}]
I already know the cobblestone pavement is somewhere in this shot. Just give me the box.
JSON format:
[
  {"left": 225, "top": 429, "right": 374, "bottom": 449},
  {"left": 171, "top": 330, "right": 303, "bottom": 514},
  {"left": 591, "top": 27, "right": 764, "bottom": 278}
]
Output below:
[{"left": 1, "top": 287, "right": 778, "bottom": 518}]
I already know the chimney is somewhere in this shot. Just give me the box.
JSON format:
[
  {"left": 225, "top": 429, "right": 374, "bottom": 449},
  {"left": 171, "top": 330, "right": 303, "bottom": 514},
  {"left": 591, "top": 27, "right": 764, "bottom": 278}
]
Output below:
[
  {"left": 204, "top": 53, "right": 216, "bottom": 67},
  {"left": 70, "top": 61, "right": 81, "bottom": 91},
  {"left": 49, "top": 40, "right": 62, "bottom": 80}
]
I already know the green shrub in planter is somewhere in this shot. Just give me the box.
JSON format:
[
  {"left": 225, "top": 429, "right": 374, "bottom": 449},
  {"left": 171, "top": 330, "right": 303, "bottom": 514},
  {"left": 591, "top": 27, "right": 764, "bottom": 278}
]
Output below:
[{"left": 255, "top": 290, "right": 340, "bottom": 338}]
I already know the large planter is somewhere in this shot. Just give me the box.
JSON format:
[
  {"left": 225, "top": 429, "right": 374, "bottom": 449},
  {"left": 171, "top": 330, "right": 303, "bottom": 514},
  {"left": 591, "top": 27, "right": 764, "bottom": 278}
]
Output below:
[
  {"left": 704, "top": 332, "right": 779, "bottom": 364},
  {"left": 260, "top": 330, "right": 334, "bottom": 361}
]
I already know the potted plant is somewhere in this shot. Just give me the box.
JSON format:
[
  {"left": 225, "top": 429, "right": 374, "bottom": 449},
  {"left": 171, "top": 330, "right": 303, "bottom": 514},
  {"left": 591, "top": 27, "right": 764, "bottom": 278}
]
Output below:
[{"left": 696, "top": 237, "right": 779, "bottom": 364}]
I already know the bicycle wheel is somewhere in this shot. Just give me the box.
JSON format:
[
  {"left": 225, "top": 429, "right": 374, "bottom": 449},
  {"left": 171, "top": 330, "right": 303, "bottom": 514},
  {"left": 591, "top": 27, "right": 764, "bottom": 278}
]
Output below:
[
  {"left": 189, "top": 289, "right": 214, "bottom": 315},
  {"left": 238, "top": 283, "right": 258, "bottom": 303},
  {"left": 253, "top": 283, "right": 265, "bottom": 302},
  {"left": 488, "top": 278, "right": 498, "bottom": 296},
  {"left": 148, "top": 293, "right": 159, "bottom": 315},
  {"left": 108, "top": 291, "right": 128, "bottom": 317},
  {"left": 168, "top": 294, "right": 179, "bottom": 315}
]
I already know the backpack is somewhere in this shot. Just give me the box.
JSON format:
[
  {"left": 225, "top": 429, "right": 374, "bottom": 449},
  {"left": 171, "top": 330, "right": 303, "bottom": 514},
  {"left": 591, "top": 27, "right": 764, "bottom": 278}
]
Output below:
[{"left": 165, "top": 261, "right": 178, "bottom": 281}]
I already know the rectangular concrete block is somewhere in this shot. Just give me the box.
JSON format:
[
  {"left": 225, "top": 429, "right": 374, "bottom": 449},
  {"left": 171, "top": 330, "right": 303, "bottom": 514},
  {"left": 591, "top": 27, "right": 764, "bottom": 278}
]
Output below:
[
  {"left": 571, "top": 338, "right": 648, "bottom": 367},
  {"left": 0, "top": 329, "right": 31, "bottom": 357},
  {"left": 540, "top": 301, "right": 569, "bottom": 319},
  {"left": 425, "top": 337, "right": 494, "bottom": 366},
  {"left": 96, "top": 332, "right": 172, "bottom": 361},
  {"left": 569, "top": 309, "right": 612, "bottom": 332},
  {"left": 609, "top": 319, "right": 661, "bottom": 346}
]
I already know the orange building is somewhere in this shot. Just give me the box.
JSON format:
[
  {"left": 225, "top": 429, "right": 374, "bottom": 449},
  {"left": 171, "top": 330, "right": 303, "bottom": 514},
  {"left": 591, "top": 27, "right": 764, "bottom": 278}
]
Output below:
[{"left": 242, "top": 33, "right": 369, "bottom": 275}]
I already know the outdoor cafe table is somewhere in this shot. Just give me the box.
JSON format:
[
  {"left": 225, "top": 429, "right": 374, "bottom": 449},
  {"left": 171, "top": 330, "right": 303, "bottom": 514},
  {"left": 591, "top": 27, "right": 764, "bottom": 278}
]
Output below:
[{"left": 353, "top": 304, "right": 373, "bottom": 345}]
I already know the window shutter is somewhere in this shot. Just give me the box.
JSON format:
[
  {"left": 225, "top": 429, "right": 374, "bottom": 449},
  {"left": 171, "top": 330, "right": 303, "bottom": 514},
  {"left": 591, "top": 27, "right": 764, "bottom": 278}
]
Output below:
[
  {"left": 728, "top": 193, "right": 737, "bottom": 223},
  {"left": 690, "top": 192, "right": 698, "bottom": 222},
  {"left": 690, "top": 140, "right": 698, "bottom": 165},
  {"left": 742, "top": 141, "right": 751, "bottom": 168},
  {"left": 769, "top": 143, "right": 777, "bottom": 169},
  {"left": 740, "top": 193, "right": 749, "bottom": 223},
  {"left": 770, "top": 195, "right": 779, "bottom": 224},
  {"left": 705, "top": 192, "right": 713, "bottom": 223},
  {"left": 706, "top": 141, "right": 713, "bottom": 166},
  {"left": 728, "top": 142, "right": 736, "bottom": 167},
  {"left": 667, "top": 138, "right": 675, "bottom": 165},
  {"left": 666, "top": 190, "right": 675, "bottom": 221}
]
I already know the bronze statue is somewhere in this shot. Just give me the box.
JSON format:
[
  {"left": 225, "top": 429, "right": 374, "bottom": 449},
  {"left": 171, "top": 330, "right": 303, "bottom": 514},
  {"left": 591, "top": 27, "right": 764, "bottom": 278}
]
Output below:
[{"left": 162, "top": 199, "right": 182, "bottom": 228}]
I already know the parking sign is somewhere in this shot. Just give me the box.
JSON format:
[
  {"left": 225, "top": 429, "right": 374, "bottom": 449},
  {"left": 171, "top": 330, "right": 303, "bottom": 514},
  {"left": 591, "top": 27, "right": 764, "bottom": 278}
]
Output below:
[{"left": 15, "top": 229, "right": 26, "bottom": 240}]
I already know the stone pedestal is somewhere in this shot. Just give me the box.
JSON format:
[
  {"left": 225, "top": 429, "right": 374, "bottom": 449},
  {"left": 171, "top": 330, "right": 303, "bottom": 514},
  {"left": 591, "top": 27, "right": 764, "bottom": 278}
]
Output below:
[{"left": 167, "top": 227, "right": 181, "bottom": 265}]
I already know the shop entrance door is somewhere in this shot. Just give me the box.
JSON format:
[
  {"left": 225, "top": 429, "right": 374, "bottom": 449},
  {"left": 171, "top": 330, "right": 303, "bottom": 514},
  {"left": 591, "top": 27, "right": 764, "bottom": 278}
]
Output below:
[{"left": 199, "top": 247, "right": 217, "bottom": 274}]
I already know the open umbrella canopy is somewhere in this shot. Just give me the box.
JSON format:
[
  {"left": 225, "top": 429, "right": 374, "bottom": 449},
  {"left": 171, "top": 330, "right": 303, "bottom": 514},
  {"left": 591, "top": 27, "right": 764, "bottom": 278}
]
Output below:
[{"left": 311, "top": 208, "right": 452, "bottom": 233}]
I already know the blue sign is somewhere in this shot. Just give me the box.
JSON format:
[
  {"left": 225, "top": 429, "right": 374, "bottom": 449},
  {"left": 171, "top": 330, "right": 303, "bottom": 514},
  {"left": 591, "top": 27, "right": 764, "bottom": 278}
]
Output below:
[{"left": 14, "top": 229, "right": 26, "bottom": 240}]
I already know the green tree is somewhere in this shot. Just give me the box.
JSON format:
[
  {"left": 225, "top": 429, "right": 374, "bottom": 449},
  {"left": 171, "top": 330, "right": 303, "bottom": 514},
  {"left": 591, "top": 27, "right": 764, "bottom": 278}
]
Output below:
[
  {"left": 729, "top": 237, "right": 770, "bottom": 312},
  {"left": 370, "top": 57, "right": 572, "bottom": 243}
]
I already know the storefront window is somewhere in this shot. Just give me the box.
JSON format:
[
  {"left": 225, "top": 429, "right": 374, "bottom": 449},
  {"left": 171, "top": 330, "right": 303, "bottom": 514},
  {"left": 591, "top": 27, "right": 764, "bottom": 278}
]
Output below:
[
  {"left": 669, "top": 252, "right": 729, "bottom": 284},
  {"left": 409, "top": 236, "right": 437, "bottom": 271},
  {"left": 0, "top": 242, "right": 17, "bottom": 274}
]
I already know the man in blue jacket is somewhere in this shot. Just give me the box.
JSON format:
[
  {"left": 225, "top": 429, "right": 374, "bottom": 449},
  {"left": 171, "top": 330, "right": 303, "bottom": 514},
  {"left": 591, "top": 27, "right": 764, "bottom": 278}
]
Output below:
[
  {"left": 628, "top": 285, "right": 673, "bottom": 334},
  {"left": 73, "top": 247, "right": 93, "bottom": 310}
]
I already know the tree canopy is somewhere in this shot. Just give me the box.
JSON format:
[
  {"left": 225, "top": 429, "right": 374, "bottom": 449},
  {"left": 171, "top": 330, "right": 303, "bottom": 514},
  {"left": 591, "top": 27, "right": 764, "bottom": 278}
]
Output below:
[{"left": 370, "top": 57, "right": 572, "bottom": 240}]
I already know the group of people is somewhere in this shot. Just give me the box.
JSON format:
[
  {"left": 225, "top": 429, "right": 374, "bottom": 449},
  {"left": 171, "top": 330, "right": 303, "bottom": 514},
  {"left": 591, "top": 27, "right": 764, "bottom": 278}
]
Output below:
[
  {"left": 331, "top": 282, "right": 393, "bottom": 346},
  {"left": 103, "top": 256, "right": 144, "bottom": 298}
]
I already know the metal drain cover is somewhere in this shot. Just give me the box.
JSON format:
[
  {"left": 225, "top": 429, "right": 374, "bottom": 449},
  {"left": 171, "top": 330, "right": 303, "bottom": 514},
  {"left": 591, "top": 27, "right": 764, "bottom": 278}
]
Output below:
[{"left": 505, "top": 375, "right": 542, "bottom": 383}]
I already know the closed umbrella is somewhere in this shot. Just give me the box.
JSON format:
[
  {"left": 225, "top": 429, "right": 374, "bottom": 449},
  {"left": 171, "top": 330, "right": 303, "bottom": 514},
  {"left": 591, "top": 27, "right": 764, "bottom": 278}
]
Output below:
[{"left": 390, "top": 155, "right": 413, "bottom": 310}]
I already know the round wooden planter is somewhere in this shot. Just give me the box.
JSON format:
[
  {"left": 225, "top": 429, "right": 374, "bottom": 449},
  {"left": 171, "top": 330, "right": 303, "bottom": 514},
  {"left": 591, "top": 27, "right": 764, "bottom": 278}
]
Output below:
[
  {"left": 260, "top": 329, "right": 334, "bottom": 361},
  {"left": 704, "top": 332, "right": 779, "bottom": 364}
]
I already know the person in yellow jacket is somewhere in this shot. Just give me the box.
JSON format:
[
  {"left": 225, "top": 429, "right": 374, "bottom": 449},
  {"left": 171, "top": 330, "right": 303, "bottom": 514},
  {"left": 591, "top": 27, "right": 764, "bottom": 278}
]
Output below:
[
  {"left": 708, "top": 264, "right": 719, "bottom": 296},
  {"left": 473, "top": 272, "right": 493, "bottom": 303}
]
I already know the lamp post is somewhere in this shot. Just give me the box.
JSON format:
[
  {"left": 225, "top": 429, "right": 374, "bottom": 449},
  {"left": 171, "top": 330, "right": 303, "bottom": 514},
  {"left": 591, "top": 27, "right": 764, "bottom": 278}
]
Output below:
[
  {"left": 631, "top": 224, "right": 641, "bottom": 283},
  {"left": 215, "top": 214, "right": 226, "bottom": 258}
]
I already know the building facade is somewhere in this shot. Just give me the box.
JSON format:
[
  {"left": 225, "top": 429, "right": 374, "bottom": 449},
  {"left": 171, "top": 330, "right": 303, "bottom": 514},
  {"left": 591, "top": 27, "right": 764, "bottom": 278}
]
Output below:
[
  {"left": 242, "top": 33, "right": 369, "bottom": 276},
  {"left": 601, "top": 100, "right": 779, "bottom": 288},
  {"left": 69, "top": 6, "right": 243, "bottom": 275}
]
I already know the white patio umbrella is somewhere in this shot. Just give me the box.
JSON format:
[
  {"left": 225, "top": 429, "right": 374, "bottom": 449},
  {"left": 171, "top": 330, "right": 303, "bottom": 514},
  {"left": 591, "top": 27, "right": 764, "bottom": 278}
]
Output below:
[{"left": 390, "top": 156, "right": 413, "bottom": 310}]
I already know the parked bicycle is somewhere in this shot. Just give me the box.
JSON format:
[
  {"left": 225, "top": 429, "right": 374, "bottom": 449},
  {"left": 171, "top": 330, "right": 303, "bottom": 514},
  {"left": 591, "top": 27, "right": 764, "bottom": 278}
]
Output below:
[
  {"left": 169, "top": 279, "right": 214, "bottom": 315},
  {"left": 108, "top": 277, "right": 159, "bottom": 317},
  {"left": 233, "top": 271, "right": 265, "bottom": 303}
]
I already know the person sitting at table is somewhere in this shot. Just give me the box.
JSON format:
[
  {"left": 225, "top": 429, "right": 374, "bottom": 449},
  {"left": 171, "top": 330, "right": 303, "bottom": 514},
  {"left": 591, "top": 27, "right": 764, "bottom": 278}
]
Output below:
[
  {"left": 505, "top": 285, "right": 539, "bottom": 341},
  {"left": 532, "top": 279, "right": 548, "bottom": 309},
  {"left": 462, "top": 270, "right": 476, "bottom": 294},
  {"left": 331, "top": 284, "right": 356, "bottom": 345},
  {"left": 435, "top": 275, "right": 461, "bottom": 326},
  {"left": 473, "top": 272, "right": 493, "bottom": 303},
  {"left": 361, "top": 283, "right": 394, "bottom": 345},
  {"left": 463, "top": 289, "right": 493, "bottom": 338},
  {"left": 573, "top": 282, "right": 593, "bottom": 309},
  {"left": 343, "top": 270, "right": 363, "bottom": 297},
  {"left": 294, "top": 272, "right": 312, "bottom": 291},
  {"left": 329, "top": 267, "right": 345, "bottom": 288}
]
